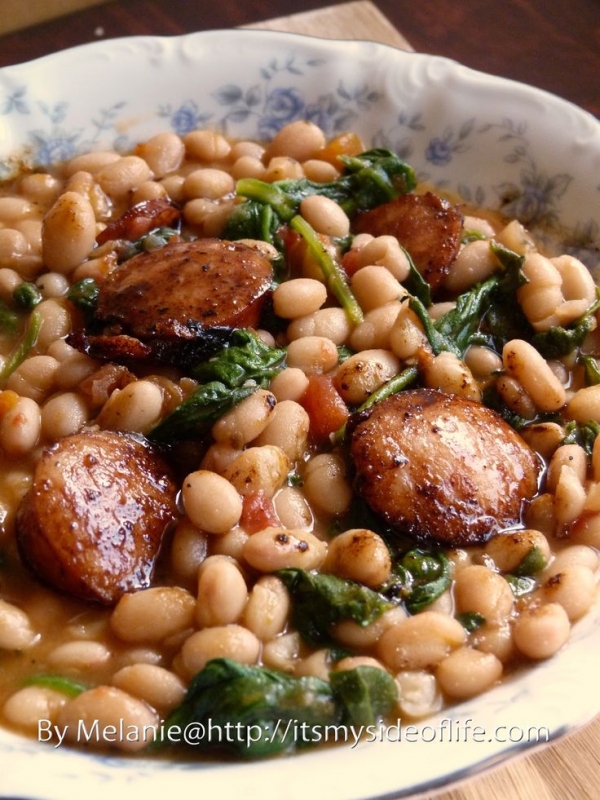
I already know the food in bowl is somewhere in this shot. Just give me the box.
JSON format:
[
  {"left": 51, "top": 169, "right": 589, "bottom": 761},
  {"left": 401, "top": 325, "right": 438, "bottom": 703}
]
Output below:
[{"left": 0, "top": 112, "right": 598, "bottom": 762}]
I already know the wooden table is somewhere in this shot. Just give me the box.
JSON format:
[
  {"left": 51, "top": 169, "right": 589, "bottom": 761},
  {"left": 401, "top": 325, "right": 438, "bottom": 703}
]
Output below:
[{"left": 1, "top": 2, "right": 599, "bottom": 799}]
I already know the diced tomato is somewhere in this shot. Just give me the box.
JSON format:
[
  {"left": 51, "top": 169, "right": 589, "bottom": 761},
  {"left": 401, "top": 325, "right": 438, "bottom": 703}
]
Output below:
[
  {"left": 281, "top": 227, "right": 308, "bottom": 274},
  {"left": 314, "top": 132, "right": 366, "bottom": 167},
  {"left": 300, "top": 374, "right": 350, "bottom": 441},
  {"left": 241, "top": 491, "right": 280, "bottom": 534},
  {"left": 341, "top": 247, "right": 362, "bottom": 278}
]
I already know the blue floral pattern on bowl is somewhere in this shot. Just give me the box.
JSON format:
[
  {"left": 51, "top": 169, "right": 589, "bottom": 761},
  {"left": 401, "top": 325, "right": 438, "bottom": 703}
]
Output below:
[{"left": 1, "top": 31, "right": 598, "bottom": 272}]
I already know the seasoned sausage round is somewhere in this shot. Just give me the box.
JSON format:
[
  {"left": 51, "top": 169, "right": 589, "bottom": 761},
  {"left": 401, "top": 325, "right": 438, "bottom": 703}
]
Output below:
[
  {"left": 16, "top": 429, "right": 178, "bottom": 605},
  {"left": 349, "top": 388, "right": 541, "bottom": 546},
  {"left": 72, "top": 238, "right": 274, "bottom": 367},
  {"left": 352, "top": 192, "right": 463, "bottom": 292}
]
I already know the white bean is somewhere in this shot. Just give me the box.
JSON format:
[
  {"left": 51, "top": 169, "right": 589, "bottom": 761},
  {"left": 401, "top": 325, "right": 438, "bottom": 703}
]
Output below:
[
  {"left": 536, "top": 566, "right": 597, "bottom": 621},
  {"left": 253, "top": 399, "right": 310, "bottom": 462},
  {"left": 42, "top": 191, "right": 97, "bottom": 274},
  {"left": 395, "top": 670, "right": 443, "bottom": 719},
  {"left": 96, "top": 155, "right": 153, "bottom": 200},
  {"left": 273, "top": 278, "right": 328, "bottom": 319},
  {"left": 222, "top": 445, "right": 290, "bottom": 498},
  {"left": 178, "top": 625, "right": 261, "bottom": 678},
  {"left": 454, "top": 565, "right": 514, "bottom": 623},
  {"left": 181, "top": 469, "right": 243, "bottom": 535},
  {"left": 57, "top": 686, "right": 159, "bottom": 752},
  {"left": 285, "top": 335, "right": 339, "bottom": 375},
  {"left": 3, "top": 686, "right": 67, "bottom": 730},
  {"left": 287, "top": 307, "right": 353, "bottom": 345},
  {"left": 265, "top": 120, "right": 326, "bottom": 162},
  {"left": 195, "top": 557, "right": 248, "bottom": 627},
  {"left": 323, "top": 528, "right": 391, "bottom": 588},
  {"left": 334, "top": 349, "right": 400, "bottom": 405},
  {"left": 48, "top": 640, "right": 111, "bottom": 671},
  {"left": 110, "top": 587, "right": 196, "bottom": 643},
  {"left": 42, "top": 392, "right": 90, "bottom": 440},
  {"left": 242, "top": 575, "right": 290, "bottom": 640},
  {"left": 423, "top": 350, "right": 482, "bottom": 401},
  {"left": 111, "top": 664, "right": 186, "bottom": 712},
  {"left": 96, "top": 380, "right": 163, "bottom": 434},
  {"left": 513, "top": 603, "right": 570, "bottom": 659},
  {"left": 302, "top": 453, "right": 352, "bottom": 515},
  {"left": 436, "top": 647, "right": 503, "bottom": 699},
  {"left": 243, "top": 527, "right": 327, "bottom": 572},
  {"left": 502, "top": 339, "right": 566, "bottom": 412},
  {"left": 351, "top": 265, "right": 406, "bottom": 312},
  {"left": 211, "top": 389, "right": 276, "bottom": 448},
  {"left": 0, "top": 599, "right": 38, "bottom": 650},
  {"left": 377, "top": 611, "right": 467, "bottom": 671},
  {"left": 444, "top": 239, "right": 497, "bottom": 293},
  {"left": 0, "top": 394, "right": 41, "bottom": 457},
  {"left": 299, "top": 195, "right": 350, "bottom": 237}
]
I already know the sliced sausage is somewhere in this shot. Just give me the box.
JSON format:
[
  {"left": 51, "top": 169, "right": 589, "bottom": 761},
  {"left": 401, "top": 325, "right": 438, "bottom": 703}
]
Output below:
[
  {"left": 71, "top": 238, "right": 274, "bottom": 367},
  {"left": 352, "top": 192, "right": 463, "bottom": 291},
  {"left": 349, "top": 388, "right": 541, "bottom": 546},
  {"left": 16, "top": 429, "right": 178, "bottom": 605},
  {"left": 95, "top": 197, "right": 181, "bottom": 245}
]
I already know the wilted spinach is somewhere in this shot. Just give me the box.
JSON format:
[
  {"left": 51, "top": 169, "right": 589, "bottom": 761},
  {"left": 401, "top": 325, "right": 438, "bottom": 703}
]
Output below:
[
  {"left": 157, "top": 658, "right": 397, "bottom": 759},
  {"left": 277, "top": 568, "right": 394, "bottom": 646},
  {"left": 381, "top": 548, "right": 452, "bottom": 614},
  {"left": 149, "top": 329, "right": 286, "bottom": 442}
]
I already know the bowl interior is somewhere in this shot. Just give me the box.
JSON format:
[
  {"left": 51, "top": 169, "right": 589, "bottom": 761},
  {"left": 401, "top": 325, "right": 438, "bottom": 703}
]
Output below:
[{"left": 0, "top": 28, "right": 599, "bottom": 800}]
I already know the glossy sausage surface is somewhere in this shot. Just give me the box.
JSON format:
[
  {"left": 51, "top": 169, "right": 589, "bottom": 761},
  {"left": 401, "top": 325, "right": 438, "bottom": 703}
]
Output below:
[
  {"left": 16, "top": 429, "right": 178, "bottom": 605},
  {"left": 349, "top": 388, "right": 541, "bottom": 546},
  {"left": 352, "top": 192, "right": 463, "bottom": 292},
  {"left": 73, "top": 238, "right": 274, "bottom": 366}
]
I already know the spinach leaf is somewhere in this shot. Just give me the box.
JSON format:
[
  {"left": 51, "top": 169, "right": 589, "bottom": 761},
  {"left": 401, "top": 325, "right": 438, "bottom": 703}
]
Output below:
[
  {"left": 67, "top": 277, "right": 100, "bottom": 321},
  {"left": 150, "top": 329, "right": 286, "bottom": 443},
  {"left": 512, "top": 545, "right": 548, "bottom": 576},
  {"left": 411, "top": 242, "right": 528, "bottom": 360},
  {"left": 561, "top": 419, "right": 600, "bottom": 455},
  {"left": 119, "top": 226, "right": 181, "bottom": 261},
  {"left": 223, "top": 149, "right": 415, "bottom": 242},
  {"left": 0, "top": 299, "right": 21, "bottom": 334},
  {"left": 505, "top": 574, "right": 537, "bottom": 597},
  {"left": 581, "top": 354, "right": 600, "bottom": 386},
  {"left": 330, "top": 666, "right": 398, "bottom": 727},
  {"left": 191, "top": 328, "right": 286, "bottom": 386},
  {"left": 402, "top": 248, "right": 431, "bottom": 307},
  {"left": 277, "top": 568, "right": 393, "bottom": 646},
  {"left": 223, "top": 201, "right": 283, "bottom": 252},
  {"left": 158, "top": 659, "right": 398, "bottom": 759},
  {"left": 457, "top": 612, "right": 486, "bottom": 632},
  {"left": 0, "top": 310, "right": 42, "bottom": 386},
  {"left": 13, "top": 282, "right": 42, "bottom": 310},
  {"left": 159, "top": 658, "right": 340, "bottom": 758},
  {"left": 532, "top": 291, "right": 600, "bottom": 359},
  {"left": 382, "top": 548, "right": 452, "bottom": 614}
]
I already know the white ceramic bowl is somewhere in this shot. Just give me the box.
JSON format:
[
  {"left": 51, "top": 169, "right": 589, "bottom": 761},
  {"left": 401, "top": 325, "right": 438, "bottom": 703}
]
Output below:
[{"left": 0, "top": 28, "right": 599, "bottom": 800}]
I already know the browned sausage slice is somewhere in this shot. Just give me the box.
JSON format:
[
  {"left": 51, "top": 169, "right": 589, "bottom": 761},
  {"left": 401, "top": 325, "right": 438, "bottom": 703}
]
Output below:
[
  {"left": 352, "top": 192, "right": 463, "bottom": 292},
  {"left": 72, "top": 238, "right": 274, "bottom": 367},
  {"left": 16, "top": 429, "right": 178, "bottom": 605},
  {"left": 95, "top": 197, "right": 181, "bottom": 245},
  {"left": 349, "top": 388, "right": 541, "bottom": 546}
]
